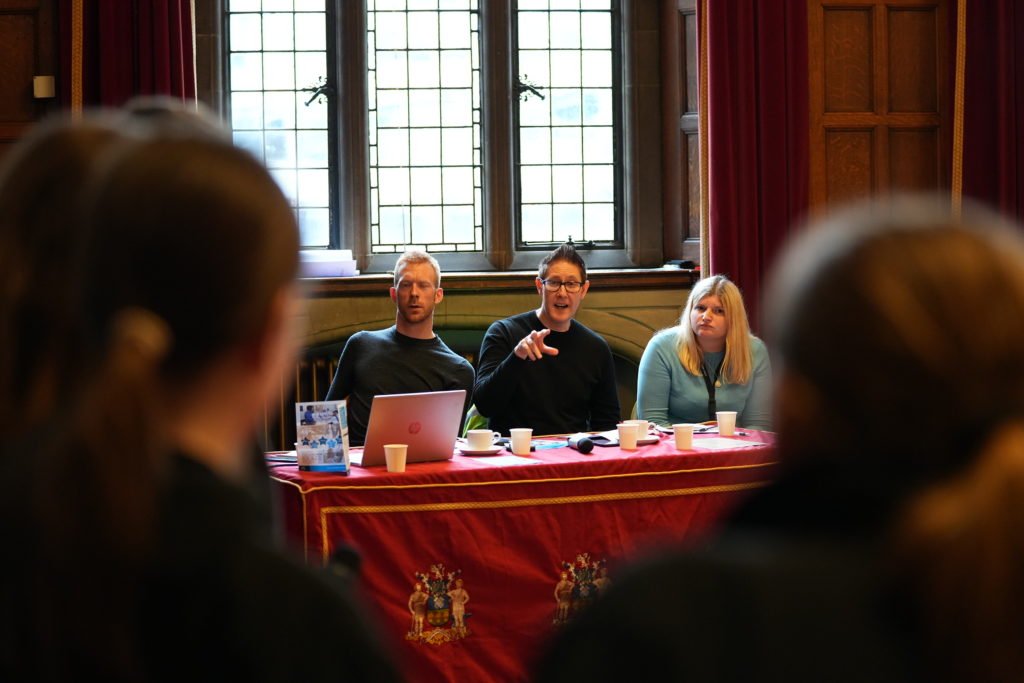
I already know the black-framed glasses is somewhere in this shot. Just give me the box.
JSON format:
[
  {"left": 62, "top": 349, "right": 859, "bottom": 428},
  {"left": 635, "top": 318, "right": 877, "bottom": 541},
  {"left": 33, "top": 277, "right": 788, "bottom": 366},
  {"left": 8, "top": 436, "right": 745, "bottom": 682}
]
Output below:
[{"left": 541, "top": 279, "right": 584, "bottom": 293}]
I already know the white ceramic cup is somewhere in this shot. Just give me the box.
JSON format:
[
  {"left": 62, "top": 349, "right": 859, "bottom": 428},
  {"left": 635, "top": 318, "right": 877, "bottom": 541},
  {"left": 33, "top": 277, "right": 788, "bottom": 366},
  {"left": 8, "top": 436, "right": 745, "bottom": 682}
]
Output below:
[
  {"left": 384, "top": 443, "right": 408, "bottom": 472},
  {"left": 467, "top": 429, "right": 502, "bottom": 451},
  {"left": 509, "top": 427, "right": 533, "bottom": 455},
  {"left": 672, "top": 423, "right": 694, "bottom": 450},
  {"left": 624, "top": 419, "right": 649, "bottom": 436},
  {"left": 617, "top": 422, "right": 640, "bottom": 450},
  {"left": 716, "top": 411, "right": 737, "bottom": 437}
]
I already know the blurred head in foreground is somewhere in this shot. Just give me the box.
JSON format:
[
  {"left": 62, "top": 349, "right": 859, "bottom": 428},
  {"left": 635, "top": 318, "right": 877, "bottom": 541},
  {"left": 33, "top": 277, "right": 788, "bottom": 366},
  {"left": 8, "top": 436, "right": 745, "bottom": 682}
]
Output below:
[
  {"left": 0, "top": 98, "right": 245, "bottom": 441},
  {"left": 768, "top": 197, "right": 1024, "bottom": 489},
  {"left": 0, "top": 104, "right": 303, "bottom": 678},
  {"left": 766, "top": 196, "right": 1024, "bottom": 681},
  {"left": 0, "top": 117, "right": 122, "bottom": 436},
  {"left": 536, "top": 196, "right": 1024, "bottom": 683}
]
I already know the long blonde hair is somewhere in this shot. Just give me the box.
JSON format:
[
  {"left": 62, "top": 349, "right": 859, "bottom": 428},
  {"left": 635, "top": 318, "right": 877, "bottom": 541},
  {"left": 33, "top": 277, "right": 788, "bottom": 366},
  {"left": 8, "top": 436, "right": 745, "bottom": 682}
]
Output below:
[{"left": 676, "top": 275, "right": 753, "bottom": 384}]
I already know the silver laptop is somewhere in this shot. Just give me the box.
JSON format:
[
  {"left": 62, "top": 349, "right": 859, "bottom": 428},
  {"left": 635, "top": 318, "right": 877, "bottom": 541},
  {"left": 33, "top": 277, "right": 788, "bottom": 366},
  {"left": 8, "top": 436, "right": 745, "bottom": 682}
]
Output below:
[{"left": 352, "top": 389, "right": 466, "bottom": 467}]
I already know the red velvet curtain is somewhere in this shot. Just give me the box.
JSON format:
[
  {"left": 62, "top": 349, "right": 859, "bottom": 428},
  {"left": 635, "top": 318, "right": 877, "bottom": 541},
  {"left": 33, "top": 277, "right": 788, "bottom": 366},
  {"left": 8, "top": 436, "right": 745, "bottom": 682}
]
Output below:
[
  {"left": 698, "top": 1, "right": 808, "bottom": 332},
  {"left": 955, "top": 1, "right": 1024, "bottom": 221},
  {"left": 58, "top": 0, "right": 196, "bottom": 107}
]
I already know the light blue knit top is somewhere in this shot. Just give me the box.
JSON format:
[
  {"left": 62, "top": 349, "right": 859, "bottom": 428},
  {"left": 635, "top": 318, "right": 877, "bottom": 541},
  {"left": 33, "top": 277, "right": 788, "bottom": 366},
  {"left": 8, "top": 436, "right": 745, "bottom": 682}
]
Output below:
[{"left": 637, "top": 328, "right": 772, "bottom": 430}]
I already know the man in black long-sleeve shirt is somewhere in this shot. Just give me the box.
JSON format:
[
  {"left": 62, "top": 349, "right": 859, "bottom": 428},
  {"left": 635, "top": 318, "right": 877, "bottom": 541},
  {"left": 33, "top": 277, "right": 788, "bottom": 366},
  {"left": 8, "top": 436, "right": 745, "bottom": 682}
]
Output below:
[
  {"left": 473, "top": 243, "right": 619, "bottom": 436},
  {"left": 326, "top": 250, "right": 474, "bottom": 445}
]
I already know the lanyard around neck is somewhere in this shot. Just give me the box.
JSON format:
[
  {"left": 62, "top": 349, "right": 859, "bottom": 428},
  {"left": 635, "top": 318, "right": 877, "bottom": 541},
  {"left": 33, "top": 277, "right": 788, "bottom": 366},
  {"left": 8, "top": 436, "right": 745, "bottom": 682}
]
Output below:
[{"left": 700, "top": 357, "right": 725, "bottom": 420}]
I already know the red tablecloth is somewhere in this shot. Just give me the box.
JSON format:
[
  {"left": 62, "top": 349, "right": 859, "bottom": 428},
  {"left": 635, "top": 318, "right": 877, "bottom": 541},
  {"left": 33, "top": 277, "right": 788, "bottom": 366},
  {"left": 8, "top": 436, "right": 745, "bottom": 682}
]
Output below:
[{"left": 269, "top": 431, "right": 777, "bottom": 683}]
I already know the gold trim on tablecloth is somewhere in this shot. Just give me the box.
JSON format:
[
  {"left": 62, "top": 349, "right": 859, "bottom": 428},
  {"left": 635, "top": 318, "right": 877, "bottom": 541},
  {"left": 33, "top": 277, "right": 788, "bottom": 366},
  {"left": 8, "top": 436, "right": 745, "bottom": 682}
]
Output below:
[
  {"left": 271, "top": 459, "right": 778, "bottom": 494},
  {"left": 271, "top": 476, "right": 313, "bottom": 563},
  {"left": 318, "top": 479, "right": 771, "bottom": 563}
]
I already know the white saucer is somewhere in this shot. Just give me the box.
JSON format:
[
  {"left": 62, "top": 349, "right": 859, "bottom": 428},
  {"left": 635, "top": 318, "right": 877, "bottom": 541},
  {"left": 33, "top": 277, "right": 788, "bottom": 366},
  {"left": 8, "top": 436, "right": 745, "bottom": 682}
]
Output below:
[
  {"left": 458, "top": 445, "right": 505, "bottom": 456},
  {"left": 637, "top": 435, "right": 660, "bottom": 445}
]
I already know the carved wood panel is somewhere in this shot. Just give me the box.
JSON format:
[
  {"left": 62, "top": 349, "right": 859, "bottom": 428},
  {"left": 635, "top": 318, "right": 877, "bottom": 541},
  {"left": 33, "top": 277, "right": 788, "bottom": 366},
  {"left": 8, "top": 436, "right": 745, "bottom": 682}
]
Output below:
[
  {"left": 889, "top": 8, "right": 938, "bottom": 113},
  {"left": 826, "top": 128, "right": 874, "bottom": 204},
  {"left": 890, "top": 128, "right": 939, "bottom": 190},
  {"left": 824, "top": 9, "right": 872, "bottom": 113},
  {"left": 809, "top": 0, "right": 948, "bottom": 211}
]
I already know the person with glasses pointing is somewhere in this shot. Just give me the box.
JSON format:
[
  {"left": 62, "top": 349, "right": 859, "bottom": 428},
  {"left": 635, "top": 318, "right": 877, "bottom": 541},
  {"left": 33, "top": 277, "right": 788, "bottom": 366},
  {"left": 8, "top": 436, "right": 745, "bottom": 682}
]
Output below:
[{"left": 473, "top": 243, "right": 620, "bottom": 436}]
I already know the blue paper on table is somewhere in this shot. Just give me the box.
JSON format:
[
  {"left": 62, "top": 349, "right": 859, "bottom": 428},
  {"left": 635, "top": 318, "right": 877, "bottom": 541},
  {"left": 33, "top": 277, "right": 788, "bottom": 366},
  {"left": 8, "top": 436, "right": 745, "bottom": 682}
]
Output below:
[{"left": 532, "top": 439, "right": 567, "bottom": 450}]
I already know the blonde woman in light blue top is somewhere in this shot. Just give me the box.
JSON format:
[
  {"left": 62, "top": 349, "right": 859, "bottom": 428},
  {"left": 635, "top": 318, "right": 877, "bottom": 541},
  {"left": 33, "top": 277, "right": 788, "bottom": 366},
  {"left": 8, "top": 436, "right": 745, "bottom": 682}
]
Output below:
[{"left": 638, "top": 275, "right": 772, "bottom": 430}]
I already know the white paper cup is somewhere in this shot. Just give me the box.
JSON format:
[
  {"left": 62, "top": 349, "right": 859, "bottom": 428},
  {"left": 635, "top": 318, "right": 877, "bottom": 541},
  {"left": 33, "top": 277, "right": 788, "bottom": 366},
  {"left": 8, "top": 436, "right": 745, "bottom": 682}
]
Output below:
[
  {"left": 672, "top": 424, "right": 694, "bottom": 450},
  {"left": 467, "top": 429, "right": 501, "bottom": 451},
  {"left": 384, "top": 443, "right": 407, "bottom": 472},
  {"left": 509, "top": 428, "right": 533, "bottom": 455},
  {"left": 617, "top": 422, "right": 639, "bottom": 450},
  {"left": 716, "top": 411, "right": 737, "bottom": 437},
  {"left": 624, "top": 419, "right": 649, "bottom": 436}
]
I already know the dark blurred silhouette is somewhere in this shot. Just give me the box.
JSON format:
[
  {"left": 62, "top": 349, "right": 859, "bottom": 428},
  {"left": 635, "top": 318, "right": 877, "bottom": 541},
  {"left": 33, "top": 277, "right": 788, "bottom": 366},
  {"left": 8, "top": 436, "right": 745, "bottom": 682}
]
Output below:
[
  {"left": 535, "top": 197, "right": 1024, "bottom": 683},
  {"left": 0, "top": 117, "right": 121, "bottom": 439},
  {"left": 0, "top": 106, "right": 400, "bottom": 682}
]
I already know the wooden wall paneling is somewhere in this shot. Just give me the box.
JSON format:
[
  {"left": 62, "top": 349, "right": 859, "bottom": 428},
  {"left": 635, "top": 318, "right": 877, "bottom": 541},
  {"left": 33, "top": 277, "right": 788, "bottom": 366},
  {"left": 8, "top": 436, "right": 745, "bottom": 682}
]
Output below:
[
  {"left": 660, "top": 0, "right": 699, "bottom": 263},
  {"left": 479, "top": 0, "right": 513, "bottom": 269},
  {"left": 823, "top": 8, "right": 873, "bottom": 113},
  {"left": 0, "top": 13, "right": 35, "bottom": 120},
  {"left": 337, "top": 0, "right": 372, "bottom": 268},
  {"left": 808, "top": 0, "right": 825, "bottom": 207},
  {"left": 660, "top": 0, "right": 683, "bottom": 261},
  {"left": 685, "top": 129, "right": 700, "bottom": 240},
  {"left": 626, "top": 0, "right": 666, "bottom": 267},
  {"left": 826, "top": 128, "right": 874, "bottom": 204},
  {"left": 684, "top": 6, "right": 697, "bottom": 113},
  {"left": 890, "top": 128, "right": 939, "bottom": 190},
  {"left": 872, "top": 5, "right": 891, "bottom": 195},
  {"left": 193, "top": 0, "right": 224, "bottom": 115},
  {"left": 883, "top": 2, "right": 944, "bottom": 195},
  {"left": 0, "top": 0, "right": 56, "bottom": 164},
  {"left": 886, "top": 6, "right": 942, "bottom": 195},
  {"left": 808, "top": 0, "right": 947, "bottom": 212},
  {"left": 888, "top": 8, "right": 938, "bottom": 113},
  {"left": 681, "top": 5, "right": 699, "bottom": 253}
]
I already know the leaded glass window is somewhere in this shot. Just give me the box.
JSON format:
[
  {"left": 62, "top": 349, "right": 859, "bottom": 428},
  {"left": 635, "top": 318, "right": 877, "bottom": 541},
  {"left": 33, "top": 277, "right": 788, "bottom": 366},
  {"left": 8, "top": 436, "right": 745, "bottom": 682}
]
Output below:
[
  {"left": 226, "top": 0, "right": 332, "bottom": 247},
  {"left": 368, "top": 0, "right": 482, "bottom": 254},
  {"left": 517, "top": 0, "right": 618, "bottom": 245},
  {"left": 223, "top": 0, "right": 632, "bottom": 266}
]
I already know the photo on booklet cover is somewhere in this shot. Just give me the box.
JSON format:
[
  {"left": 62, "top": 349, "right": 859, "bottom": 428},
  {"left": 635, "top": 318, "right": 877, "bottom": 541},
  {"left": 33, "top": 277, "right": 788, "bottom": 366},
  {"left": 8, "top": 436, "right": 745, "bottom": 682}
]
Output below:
[{"left": 295, "top": 400, "right": 349, "bottom": 472}]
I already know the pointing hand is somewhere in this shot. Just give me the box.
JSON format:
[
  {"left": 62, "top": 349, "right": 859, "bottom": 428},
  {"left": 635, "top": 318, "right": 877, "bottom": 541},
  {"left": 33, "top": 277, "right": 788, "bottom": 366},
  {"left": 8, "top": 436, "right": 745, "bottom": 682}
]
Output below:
[{"left": 515, "top": 328, "right": 559, "bottom": 361}]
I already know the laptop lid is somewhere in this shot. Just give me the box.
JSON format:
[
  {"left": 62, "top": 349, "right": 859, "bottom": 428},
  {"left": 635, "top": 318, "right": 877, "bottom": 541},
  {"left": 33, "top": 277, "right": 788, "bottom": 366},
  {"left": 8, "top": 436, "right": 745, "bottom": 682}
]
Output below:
[{"left": 353, "top": 389, "right": 466, "bottom": 467}]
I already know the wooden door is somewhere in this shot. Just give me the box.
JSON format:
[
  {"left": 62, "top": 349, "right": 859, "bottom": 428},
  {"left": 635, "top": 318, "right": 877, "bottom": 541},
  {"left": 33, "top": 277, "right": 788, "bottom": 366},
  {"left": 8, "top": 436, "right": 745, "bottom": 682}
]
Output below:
[{"left": 808, "top": 0, "right": 948, "bottom": 210}]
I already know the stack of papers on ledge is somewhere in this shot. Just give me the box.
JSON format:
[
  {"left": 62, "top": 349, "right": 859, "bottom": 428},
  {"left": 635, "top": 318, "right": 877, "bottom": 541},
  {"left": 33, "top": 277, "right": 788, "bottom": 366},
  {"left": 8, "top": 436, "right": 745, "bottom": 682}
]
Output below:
[{"left": 300, "top": 249, "right": 359, "bottom": 277}]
